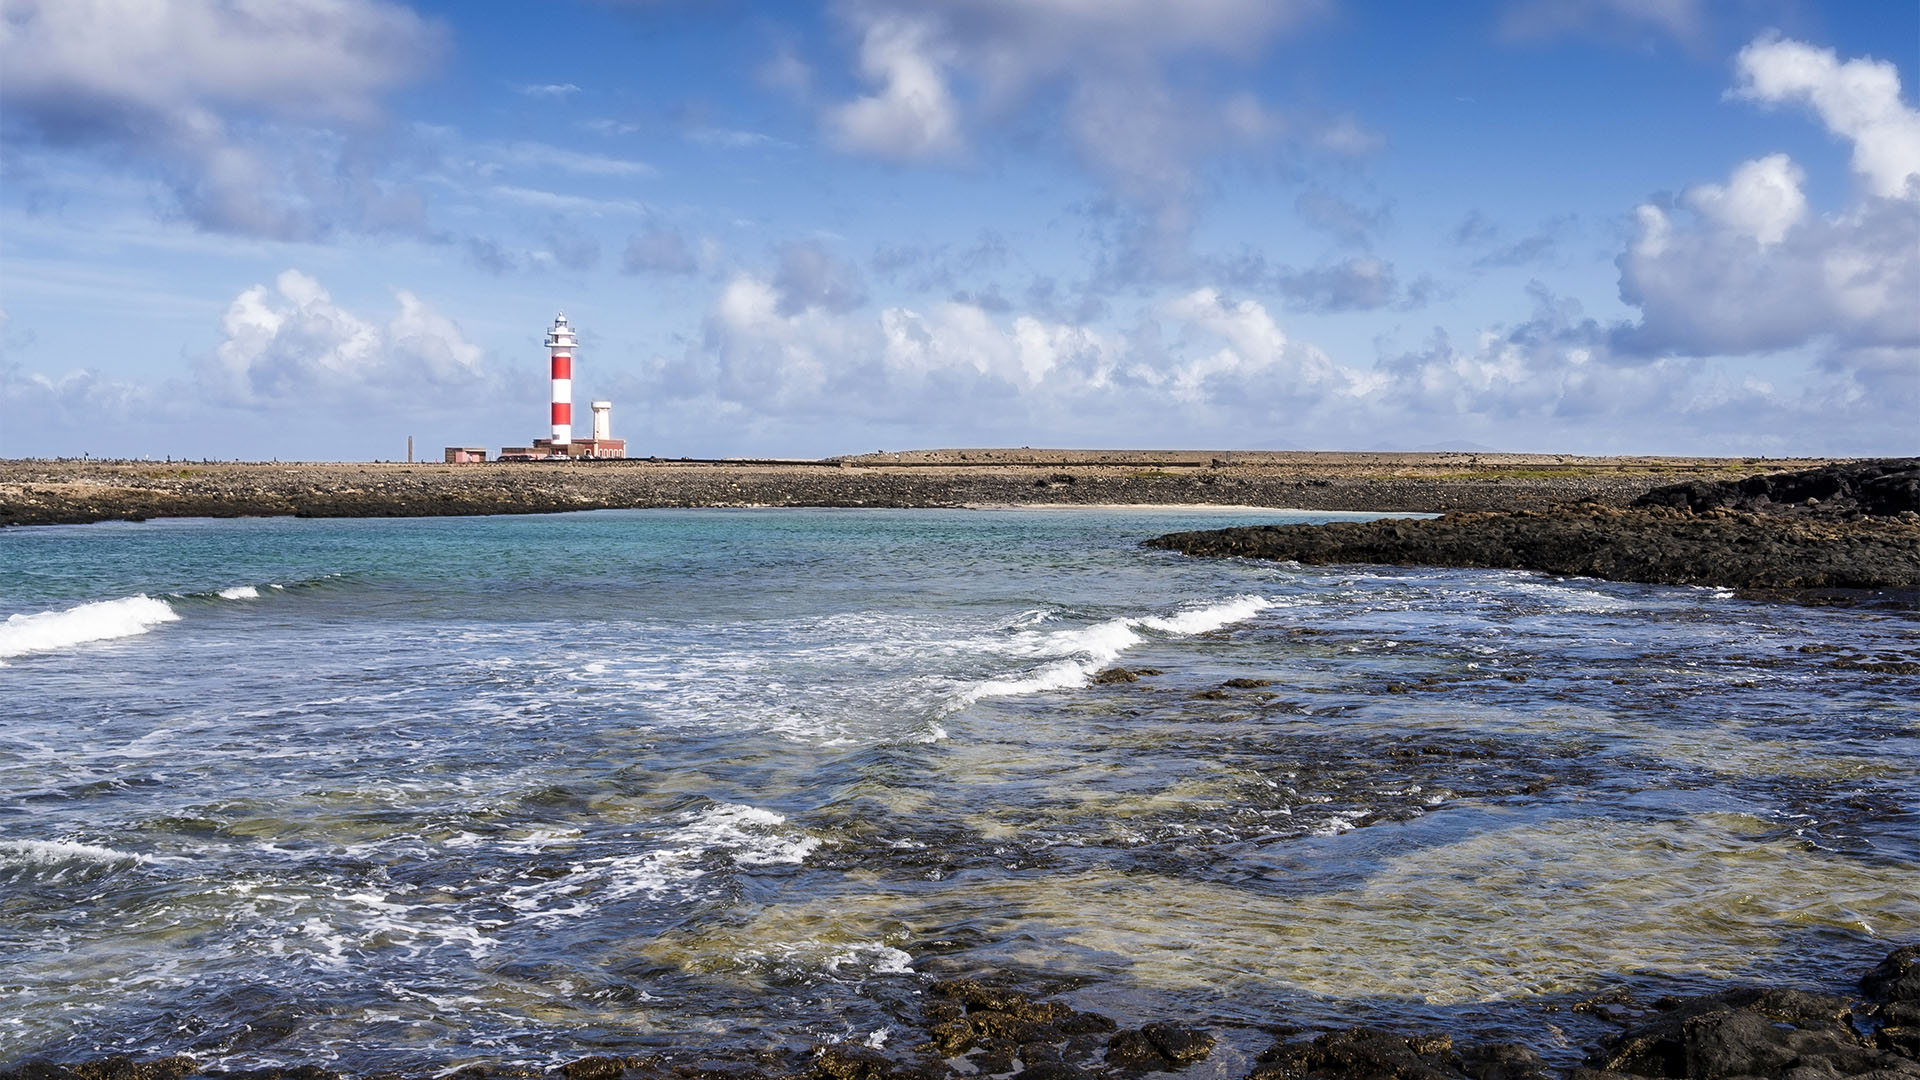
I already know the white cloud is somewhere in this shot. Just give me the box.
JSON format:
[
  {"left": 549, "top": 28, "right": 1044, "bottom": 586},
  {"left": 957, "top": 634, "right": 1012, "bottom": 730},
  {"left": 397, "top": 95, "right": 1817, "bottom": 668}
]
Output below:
[
  {"left": 517, "top": 83, "right": 582, "bottom": 99},
  {"left": 1622, "top": 194, "right": 1919, "bottom": 356},
  {"left": 0, "top": 0, "right": 439, "bottom": 124},
  {"left": 880, "top": 302, "right": 1119, "bottom": 391},
  {"left": 0, "top": 0, "right": 444, "bottom": 238},
  {"left": 772, "top": 241, "right": 869, "bottom": 315},
  {"left": 1617, "top": 37, "right": 1920, "bottom": 361},
  {"left": 685, "top": 273, "right": 876, "bottom": 413},
  {"left": 670, "top": 270, "right": 1127, "bottom": 427},
  {"left": 1316, "top": 116, "right": 1387, "bottom": 157},
  {"left": 1683, "top": 153, "right": 1806, "bottom": 247},
  {"left": 827, "top": 15, "right": 963, "bottom": 161},
  {"left": 204, "top": 270, "right": 488, "bottom": 406},
  {"left": 652, "top": 268, "right": 1913, "bottom": 455},
  {"left": 623, "top": 224, "right": 701, "bottom": 276},
  {"left": 582, "top": 117, "right": 644, "bottom": 137},
  {"left": 821, "top": 0, "right": 1333, "bottom": 264},
  {"left": 495, "top": 141, "right": 655, "bottom": 178},
  {"left": 1161, "top": 289, "right": 1376, "bottom": 403},
  {"left": 1732, "top": 36, "right": 1920, "bottom": 198},
  {"left": 2, "top": 270, "right": 506, "bottom": 457},
  {"left": 684, "top": 273, "right": 1372, "bottom": 429},
  {"left": 758, "top": 45, "right": 815, "bottom": 96},
  {"left": 686, "top": 126, "right": 792, "bottom": 150},
  {"left": 488, "top": 185, "right": 651, "bottom": 216}
]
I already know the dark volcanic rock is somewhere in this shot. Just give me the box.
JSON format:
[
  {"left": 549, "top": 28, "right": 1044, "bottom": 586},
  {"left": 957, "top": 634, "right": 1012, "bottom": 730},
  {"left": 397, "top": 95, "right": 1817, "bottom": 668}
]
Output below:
[
  {"left": 18, "top": 948, "right": 1920, "bottom": 1080},
  {"left": 1249, "top": 1026, "right": 1463, "bottom": 1080},
  {"left": 918, "top": 978, "right": 1114, "bottom": 1065},
  {"left": 1150, "top": 459, "right": 1920, "bottom": 593},
  {"left": 1634, "top": 458, "right": 1920, "bottom": 518},
  {"left": 1105, "top": 1022, "right": 1215, "bottom": 1070},
  {"left": 0, "top": 1059, "right": 201, "bottom": 1080},
  {"left": 1864, "top": 946, "right": 1920, "bottom": 1003},
  {"left": 1585, "top": 984, "right": 1910, "bottom": 1079},
  {"left": 1456, "top": 1043, "right": 1549, "bottom": 1080},
  {"left": 1147, "top": 505, "right": 1920, "bottom": 591}
]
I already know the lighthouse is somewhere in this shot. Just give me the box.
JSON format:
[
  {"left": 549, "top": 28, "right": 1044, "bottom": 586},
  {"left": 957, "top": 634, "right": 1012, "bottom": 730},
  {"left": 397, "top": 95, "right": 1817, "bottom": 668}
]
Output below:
[
  {"left": 546, "top": 312, "right": 576, "bottom": 448},
  {"left": 491, "top": 313, "right": 626, "bottom": 460}
]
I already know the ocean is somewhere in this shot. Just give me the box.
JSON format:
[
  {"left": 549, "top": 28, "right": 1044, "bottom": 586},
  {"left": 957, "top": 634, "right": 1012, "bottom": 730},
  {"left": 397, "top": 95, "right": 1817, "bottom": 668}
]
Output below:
[{"left": 2, "top": 507, "right": 1916, "bottom": 1073}]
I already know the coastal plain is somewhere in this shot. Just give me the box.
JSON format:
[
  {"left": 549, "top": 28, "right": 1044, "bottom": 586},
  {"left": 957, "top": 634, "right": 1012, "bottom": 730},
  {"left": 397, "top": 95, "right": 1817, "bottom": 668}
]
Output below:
[{"left": 0, "top": 451, "right": 1842, "bottom": 527}]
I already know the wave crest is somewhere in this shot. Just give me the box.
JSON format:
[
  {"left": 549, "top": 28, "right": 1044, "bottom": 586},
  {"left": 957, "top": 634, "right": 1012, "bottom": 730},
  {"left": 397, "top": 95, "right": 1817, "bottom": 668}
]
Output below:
[
  {"left": 966, "top": 595, "right": 1273, "bottom": 702},
  {"left": 0, "top": 595, "right": 180, "bottom": 662}
]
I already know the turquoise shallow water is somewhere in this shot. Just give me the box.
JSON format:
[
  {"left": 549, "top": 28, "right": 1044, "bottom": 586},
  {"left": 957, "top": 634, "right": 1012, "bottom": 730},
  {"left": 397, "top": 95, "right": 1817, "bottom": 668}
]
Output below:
[{"left": 2, "top": 508, "right": 1916, "bottom": 1072}]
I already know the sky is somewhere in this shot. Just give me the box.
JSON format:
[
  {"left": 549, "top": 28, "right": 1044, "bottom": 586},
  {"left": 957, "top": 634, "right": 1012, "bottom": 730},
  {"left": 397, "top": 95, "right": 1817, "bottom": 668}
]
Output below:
[{"left": 1, "top": 0, "right": 1915, "bottom": 461}]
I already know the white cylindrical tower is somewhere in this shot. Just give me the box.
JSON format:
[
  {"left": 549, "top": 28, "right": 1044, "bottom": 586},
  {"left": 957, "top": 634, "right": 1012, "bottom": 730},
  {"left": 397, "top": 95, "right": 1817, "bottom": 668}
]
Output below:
[
  {"left": 591, "top": 400, "right": 612, "bottom": 442},
  {"left": 546, "top": 312, "right": 576, "bottom": 448}
]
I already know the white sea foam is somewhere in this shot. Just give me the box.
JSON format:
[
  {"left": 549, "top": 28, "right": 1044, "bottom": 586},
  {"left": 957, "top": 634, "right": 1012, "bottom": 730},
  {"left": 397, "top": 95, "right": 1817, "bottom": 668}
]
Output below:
[
  {"left": 672, "top": 803, "right": 821, "bottom": 866},
  {"left": 503, "top": 803, "right": 820, "bottom": 916},
  {"left": 1311, "top": 814, "right": 1360, "bottom": 837},
  {"left": 726, "top": 940, "right": 916, "bottom": 981},
  {"left": 1137, "top": 594, "right": 1275, "bottom": 635},
  {"left": 218, "top": 585, "right": 261, "bottom": 600},
  {"left": 0, "top": 595, "right": 180, "bottom": 662},
  {"left": 965, "top": 595, "right": 1275, "bottom": 703},
  {"left": 822, "top": 943, "right": 914, "bottom": 976},
  {"left": 0, "top": 839, "right": 149, "bottom": 885},
  {"left": 0, "top": 839, "right": 147, "bottom": 866}
]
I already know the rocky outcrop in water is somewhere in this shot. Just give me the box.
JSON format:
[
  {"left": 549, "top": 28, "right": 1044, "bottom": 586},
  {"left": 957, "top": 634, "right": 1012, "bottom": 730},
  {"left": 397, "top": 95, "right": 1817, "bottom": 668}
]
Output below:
[
  {"left": 1633, "top": 458, "right": 1920, "bottom": 518},
  {"left": 1148, "top": 460, "right": 1920, "bottom": 593},
  {"left": 9, "top": 948, "right": 1917, "bottom": 1080}
]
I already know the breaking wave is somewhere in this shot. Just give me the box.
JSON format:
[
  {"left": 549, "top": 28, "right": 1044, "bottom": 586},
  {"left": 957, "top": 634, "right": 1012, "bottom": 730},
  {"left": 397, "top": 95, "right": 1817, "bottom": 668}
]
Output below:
[
  {"left": 965, "top": 594, "right": 1274, "bottom": 702},
  {"left": 0, "top": 839, "right": 150, "bottom": 886},
  {"left": 0, "top": 595, "right": 180, "bottom": 662}
]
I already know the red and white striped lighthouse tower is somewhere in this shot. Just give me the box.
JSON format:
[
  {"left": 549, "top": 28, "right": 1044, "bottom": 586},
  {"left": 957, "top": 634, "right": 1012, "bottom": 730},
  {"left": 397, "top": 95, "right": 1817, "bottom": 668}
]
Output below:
[{"left": 545, "top": 312, "right": 576, "bottom": 449}]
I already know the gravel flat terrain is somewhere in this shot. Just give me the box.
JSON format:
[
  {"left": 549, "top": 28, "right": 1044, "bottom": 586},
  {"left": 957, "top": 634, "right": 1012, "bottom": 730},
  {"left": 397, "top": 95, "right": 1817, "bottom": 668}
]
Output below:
[{"left": 0, "top": 451, "right": 1837, "bottom": 526}]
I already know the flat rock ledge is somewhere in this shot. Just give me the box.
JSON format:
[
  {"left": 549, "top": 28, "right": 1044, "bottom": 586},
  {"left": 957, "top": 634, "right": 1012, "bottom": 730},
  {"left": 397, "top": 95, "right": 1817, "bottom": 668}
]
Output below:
[
  {"left": 1147, "top": 504, "right": 1920, "bottom": 590},
  {"left": 1147, "top": 459, "right": 1920, "bottom": 593},
  {"left": 6, "top": 946, "right": 1915, "bottom": 1080},
  {"left": 0, "top": 454, "right": 1841, "bottom": 528}
]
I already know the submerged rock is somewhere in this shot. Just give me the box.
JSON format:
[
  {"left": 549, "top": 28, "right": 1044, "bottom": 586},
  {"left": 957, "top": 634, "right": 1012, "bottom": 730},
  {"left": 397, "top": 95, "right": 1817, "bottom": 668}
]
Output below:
[
  {"left": 1248, "top": 1026, "right": 1463, "bottom": 1080},
  {"left": 917, "top": 978, "right": 1115, "bottom": 1068},
  {"left": 12, "top": 948, "right": 1919, "bottom": 1080},
  {"left": 1105, "top": 1022, "right": 1215, "bottom": 1070},
  {"left": 1582, "top": 986, "right": 1905, "bottom": 1079},
  {"left": 1863, "top": 946, "right": 1920, "bottom": 1004},
  {"left": 2, "top": 1059, "right": 201, "bottom": 1080}
]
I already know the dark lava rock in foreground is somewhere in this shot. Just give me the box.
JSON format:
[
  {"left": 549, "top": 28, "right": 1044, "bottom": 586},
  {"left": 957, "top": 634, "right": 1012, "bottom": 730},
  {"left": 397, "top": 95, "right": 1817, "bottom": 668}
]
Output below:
[
  {"left": 1148, "top": 459, "right": 1920, "bottom": 592},
  {"left": 7, "top": 947, "right": 1918, "bottom": 1080}
]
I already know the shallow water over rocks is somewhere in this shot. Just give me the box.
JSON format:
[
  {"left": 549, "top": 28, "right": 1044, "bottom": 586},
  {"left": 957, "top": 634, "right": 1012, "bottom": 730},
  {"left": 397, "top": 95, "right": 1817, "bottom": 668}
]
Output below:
[{"left": 1, "top": 509, "right": 1915, "bottom": 1073}]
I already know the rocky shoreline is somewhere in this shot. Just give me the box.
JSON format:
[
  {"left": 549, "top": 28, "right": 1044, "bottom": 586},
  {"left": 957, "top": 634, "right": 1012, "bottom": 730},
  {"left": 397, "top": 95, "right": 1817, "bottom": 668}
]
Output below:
[
  {"left": 0, "top": 453, "right": 1835, "bottom": 528},
  {"left": 6, "top": 946, "right": 1915, "bottom": 1080},
  {"left": 1147, "top": 459, "right": 1920, "bottom": 595}
]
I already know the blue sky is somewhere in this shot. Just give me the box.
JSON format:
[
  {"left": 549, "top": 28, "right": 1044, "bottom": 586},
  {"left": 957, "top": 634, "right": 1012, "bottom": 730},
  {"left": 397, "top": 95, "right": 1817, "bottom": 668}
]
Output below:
[{"left": 2, "top": 0, "right": 1915, "bottom": 460}]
